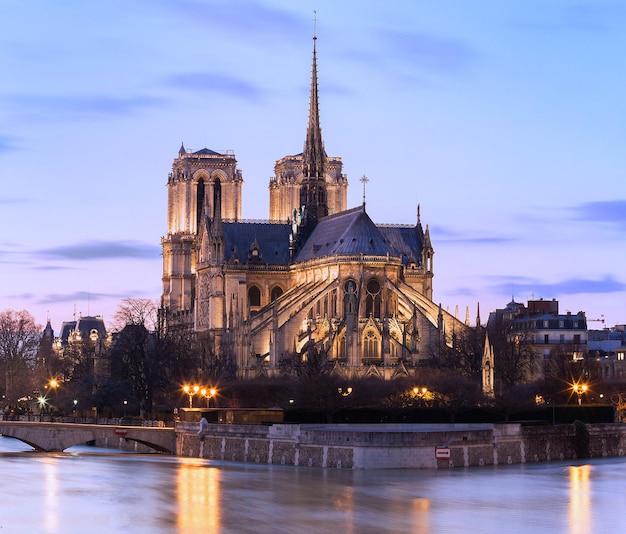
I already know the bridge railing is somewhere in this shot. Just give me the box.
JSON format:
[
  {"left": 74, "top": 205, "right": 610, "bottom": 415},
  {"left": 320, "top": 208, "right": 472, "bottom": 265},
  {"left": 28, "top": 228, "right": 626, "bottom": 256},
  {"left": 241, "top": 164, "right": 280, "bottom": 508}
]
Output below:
[{"left": 6, "top": 414, "right": 173, "bottom": 428}]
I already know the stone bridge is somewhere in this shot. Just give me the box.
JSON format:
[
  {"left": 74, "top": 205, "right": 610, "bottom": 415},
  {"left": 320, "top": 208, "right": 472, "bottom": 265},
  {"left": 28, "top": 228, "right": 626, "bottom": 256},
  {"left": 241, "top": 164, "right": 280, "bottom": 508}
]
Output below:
[{"left": 0, "top": 421, "right": 176, "bottom": 453}]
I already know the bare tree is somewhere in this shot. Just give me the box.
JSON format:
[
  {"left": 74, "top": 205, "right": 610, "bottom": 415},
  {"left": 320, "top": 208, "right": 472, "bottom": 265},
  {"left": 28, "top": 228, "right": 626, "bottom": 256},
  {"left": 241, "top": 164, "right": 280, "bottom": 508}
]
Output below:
[
  {"left": 112, "top": 298, "right": 157, "bottom": 331},
  {"left": 0, "top": 310, "right": 41, "bottom": 406},
  {"left": 488, "top": 317, "right": 537, "bottom": 390}
]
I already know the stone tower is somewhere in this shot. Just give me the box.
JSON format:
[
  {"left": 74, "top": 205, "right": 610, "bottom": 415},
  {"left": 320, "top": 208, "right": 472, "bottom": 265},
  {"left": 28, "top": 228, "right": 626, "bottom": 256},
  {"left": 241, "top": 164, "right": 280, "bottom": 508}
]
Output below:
[{"left": 161, "top": 146, "right": 243, "bottom": 323}]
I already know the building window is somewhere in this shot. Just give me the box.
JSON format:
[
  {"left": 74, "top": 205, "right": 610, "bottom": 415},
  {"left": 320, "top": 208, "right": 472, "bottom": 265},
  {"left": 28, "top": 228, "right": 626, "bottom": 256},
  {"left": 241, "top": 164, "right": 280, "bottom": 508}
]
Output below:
[
  {"left": 365, "top": 278, "right": 381, "bottom": 318},
  {"left": 363, "top": 331, "right": 380, "bottom": 359},
  {"left": 270, "top": 286, "right": 283, "bottom": 302},
  {"left": 544, "top": 334, "right": 549, "bottom": 344},
  {"left": 339, "top": 337, "right": 346, "bottom": 360},
  {"left": 248, "top": 286, "right": 261, "bottom": 307},
  {"left": 344, "top": 279, "right": 357, "bottom": 314},
  {"left": 196, "top": 178, "right": 205, "bottom": 230},
  {"left": 574, "top": 334, "right": 580, "bottom": 344}
]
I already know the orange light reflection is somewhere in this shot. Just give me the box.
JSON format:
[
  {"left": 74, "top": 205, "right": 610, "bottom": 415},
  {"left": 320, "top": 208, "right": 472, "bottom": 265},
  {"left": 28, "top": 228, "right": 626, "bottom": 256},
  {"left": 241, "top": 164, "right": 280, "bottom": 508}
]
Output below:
[
  {"left": 568, "top": 464, "right": 591, "bottom": 534},
  {"left": 176, "top": 460, "right": 221, "bottom": 532}
]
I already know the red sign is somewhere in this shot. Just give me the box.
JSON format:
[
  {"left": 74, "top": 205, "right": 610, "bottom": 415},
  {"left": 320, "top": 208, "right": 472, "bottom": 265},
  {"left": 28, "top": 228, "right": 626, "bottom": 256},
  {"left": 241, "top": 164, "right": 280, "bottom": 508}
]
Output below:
[
  {"left": 115, "top": 428, "right": 128, "bottom": 436},
  {"left": 435, "top": 447, "right": 451, "bottom": 458}
]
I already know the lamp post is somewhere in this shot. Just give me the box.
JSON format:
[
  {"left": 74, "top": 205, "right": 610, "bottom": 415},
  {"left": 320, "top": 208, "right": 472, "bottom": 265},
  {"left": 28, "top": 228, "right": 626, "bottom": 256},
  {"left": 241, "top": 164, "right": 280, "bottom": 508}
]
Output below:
[
  {"left": 200, "top": 388, "right": 217, "bottom": 408},
  {"left": 412, "top": 387, "right": 430, "bottom": 406},
  {"left": 183, "top": 385, "right": 199, "bottom": 408},
  {"left": 123, "top": 399, "right": 128, "bottom": 417},
  {"left": 73, "top": 399, "right": 78, "bottom": 418},
  {"left": 573, "top": 384, "right": 588, "bottom": 406},
  {"left": 337, "top": 387, "right": 352, "bottom": 397}
]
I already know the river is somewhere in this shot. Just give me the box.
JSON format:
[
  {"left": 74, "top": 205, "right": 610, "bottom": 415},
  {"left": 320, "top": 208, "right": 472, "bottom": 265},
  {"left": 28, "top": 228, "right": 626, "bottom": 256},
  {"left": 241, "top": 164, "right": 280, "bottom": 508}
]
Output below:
[{"left": 1, "top": 436, "right": 625, "bottom": 533}]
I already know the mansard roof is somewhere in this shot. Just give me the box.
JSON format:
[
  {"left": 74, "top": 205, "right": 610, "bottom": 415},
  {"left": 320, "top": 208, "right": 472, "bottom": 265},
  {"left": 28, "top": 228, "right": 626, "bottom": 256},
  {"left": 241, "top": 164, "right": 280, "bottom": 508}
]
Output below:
[
  {"left": 294, "top": 205, "right": 421, "bottom": 263},
  {"left": 59, "top": 316, "right": 107, "bottom": 345},
  {"left": 222, "top": 221, "right": 291, "bottom": 265}
]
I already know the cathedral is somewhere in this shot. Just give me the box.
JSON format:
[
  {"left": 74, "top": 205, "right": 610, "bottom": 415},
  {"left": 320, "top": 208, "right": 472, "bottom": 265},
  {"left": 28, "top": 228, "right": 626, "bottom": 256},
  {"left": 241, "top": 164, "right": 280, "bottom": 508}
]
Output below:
[{"left": 160, "top": 35, "right": 467, "bottom": 379}]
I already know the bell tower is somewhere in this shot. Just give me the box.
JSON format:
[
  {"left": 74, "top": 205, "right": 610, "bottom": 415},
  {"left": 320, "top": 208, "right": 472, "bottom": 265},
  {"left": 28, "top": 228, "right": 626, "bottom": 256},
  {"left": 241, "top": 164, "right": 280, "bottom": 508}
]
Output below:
[{"left": 161, "top": 145, "right": 242, "bottom": 326}]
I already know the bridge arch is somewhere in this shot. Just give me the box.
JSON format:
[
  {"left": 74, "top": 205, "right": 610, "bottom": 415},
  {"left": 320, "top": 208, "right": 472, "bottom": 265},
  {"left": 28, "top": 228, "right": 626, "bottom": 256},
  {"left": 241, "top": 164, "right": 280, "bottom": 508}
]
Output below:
[{"left": 0, "top": 422, "right": 175, "bottom": 453}]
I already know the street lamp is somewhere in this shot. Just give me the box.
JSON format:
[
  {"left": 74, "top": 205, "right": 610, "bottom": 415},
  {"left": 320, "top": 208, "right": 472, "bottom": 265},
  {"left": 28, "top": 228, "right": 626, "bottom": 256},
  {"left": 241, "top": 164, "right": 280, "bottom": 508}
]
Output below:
[
  {"left": 183, "top": 385, "right": 199, "bottom": 408},
  {"left": 123, "top": 399, "right": 128, "bottom": 417},
  {"left": 338, "top": 387, "right": 353, "bottom": 397},
  {"left": 573, "top": 384, "right": 588, "bottom": 406},
  {"left": 200, "top": 388, "right": 217, "bottom": 408}
]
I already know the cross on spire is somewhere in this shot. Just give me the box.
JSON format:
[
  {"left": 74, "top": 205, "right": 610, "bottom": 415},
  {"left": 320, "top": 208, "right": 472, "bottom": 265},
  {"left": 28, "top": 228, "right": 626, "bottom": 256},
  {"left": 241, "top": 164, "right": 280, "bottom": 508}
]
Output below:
[{"left": 360, "top": 175, "right": 369, "bottom": 206}]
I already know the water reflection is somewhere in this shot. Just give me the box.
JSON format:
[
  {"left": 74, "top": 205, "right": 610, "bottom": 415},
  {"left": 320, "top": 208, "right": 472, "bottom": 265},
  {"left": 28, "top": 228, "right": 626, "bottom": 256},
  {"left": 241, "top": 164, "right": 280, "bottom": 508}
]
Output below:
[
  {"left": 177, "top": 459, "right": 221, "bottom": 532},
  {"left": 569, "top": 464, "right": 591, "bottom": 534},
  {"left": 43, "top": 457, "right": 59, "bottom": 533},
  {"left": 411, "top": 497, "right": 430, "bottom": 534},
  {"left": 1, "top": 437, "right": 625, "bottom": 533}
]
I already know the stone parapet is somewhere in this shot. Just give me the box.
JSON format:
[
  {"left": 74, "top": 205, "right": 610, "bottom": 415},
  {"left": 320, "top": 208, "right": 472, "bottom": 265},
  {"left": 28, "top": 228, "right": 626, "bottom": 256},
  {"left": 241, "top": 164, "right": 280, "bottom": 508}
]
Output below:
[{"left": 176, "top": 422, "right": 626, "bottom": 470}]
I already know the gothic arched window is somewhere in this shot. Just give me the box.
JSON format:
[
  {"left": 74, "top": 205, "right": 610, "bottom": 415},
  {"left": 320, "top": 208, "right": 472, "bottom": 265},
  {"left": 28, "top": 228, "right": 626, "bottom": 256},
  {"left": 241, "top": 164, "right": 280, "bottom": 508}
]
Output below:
[
  {"left": 196, "top": 178, "right": 205, "bottom": 230},
  {"left": 363, "top": 331, "right": 380, "bottom": 359},
  {"left": 248, "top": 285, "right": 261, "bottom": 308},
  {"left": 213, "top": 177, "right": 221, "bottom": 219},
  {"left": 270, "top": 286, "right": 283, "bottom": 302},
  {"left": 365, "top": 278, "right": 381, "bottom": 318},
  {"left": 343, "top": 279, "right": 357, "bottom": 315}
]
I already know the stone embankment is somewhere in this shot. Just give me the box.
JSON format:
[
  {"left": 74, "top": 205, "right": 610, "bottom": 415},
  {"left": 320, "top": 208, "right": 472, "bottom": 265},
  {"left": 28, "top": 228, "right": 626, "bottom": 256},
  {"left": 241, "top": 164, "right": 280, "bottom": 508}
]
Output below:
[{"left": 175, "top": 422, "right": 626, "bottom": 469}]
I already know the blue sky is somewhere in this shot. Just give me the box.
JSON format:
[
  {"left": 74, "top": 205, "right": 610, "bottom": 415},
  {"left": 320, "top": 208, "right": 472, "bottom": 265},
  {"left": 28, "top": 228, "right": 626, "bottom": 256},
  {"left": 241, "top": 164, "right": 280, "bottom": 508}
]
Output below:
[{"left": 1, "top": 0, "right": 625, "bottom": 332}]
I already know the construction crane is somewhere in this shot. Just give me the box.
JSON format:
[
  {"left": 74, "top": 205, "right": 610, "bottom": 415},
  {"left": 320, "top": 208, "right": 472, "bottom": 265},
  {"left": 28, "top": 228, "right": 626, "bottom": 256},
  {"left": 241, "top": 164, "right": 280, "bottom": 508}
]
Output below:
[{"left": 588, "top": 315, "right": 605, "bottom": 327}]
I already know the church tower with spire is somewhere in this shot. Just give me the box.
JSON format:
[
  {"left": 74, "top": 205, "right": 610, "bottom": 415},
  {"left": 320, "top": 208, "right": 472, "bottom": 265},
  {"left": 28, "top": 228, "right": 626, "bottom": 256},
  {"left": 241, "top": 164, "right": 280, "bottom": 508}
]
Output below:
[{"left": 268, "top": 32, "right": 347, "bottom": 223}]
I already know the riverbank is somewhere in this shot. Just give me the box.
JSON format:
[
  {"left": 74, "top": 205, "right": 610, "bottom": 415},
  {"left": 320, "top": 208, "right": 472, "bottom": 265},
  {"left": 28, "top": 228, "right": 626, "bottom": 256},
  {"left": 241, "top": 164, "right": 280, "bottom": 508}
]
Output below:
[{"left": 175, "top": 421, "right": 626, "bottom": 469}]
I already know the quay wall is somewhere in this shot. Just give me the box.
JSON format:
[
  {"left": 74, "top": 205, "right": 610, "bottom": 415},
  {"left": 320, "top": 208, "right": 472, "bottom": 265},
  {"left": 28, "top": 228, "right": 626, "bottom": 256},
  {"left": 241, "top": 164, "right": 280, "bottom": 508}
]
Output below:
[{"left": 175, "top": 422, "right": 626, "bottom": 469}]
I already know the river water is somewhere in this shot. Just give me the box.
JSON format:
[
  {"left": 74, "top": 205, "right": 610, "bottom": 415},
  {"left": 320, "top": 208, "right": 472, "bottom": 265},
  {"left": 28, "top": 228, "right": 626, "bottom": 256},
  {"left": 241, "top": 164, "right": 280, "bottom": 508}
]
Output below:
[{"left": 1, "top": 436, "right": 625, "bottom": 533}]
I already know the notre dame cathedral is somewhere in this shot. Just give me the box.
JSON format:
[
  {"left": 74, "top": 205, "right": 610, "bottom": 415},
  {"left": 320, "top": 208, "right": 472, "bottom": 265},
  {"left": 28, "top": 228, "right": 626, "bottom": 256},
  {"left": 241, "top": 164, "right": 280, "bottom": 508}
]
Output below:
[{"left": 160, "top": 35, "right": 468, "bottom": 379}]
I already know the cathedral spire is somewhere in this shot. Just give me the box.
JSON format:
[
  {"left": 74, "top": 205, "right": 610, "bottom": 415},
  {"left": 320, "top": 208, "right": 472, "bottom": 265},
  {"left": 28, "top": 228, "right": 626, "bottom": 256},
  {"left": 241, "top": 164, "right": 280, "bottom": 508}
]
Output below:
[
  {"left": 302, "top": 18, "right": 325, "bottom": 180},
  {"left": 299, "top": 21, "right": 328, "bottom": 226}
]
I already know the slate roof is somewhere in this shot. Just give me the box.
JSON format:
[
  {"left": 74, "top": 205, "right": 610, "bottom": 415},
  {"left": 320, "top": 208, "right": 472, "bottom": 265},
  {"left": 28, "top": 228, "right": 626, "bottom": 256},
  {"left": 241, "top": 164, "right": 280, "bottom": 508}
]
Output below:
[
  {"left": 222, "top": 222, "right": 291, "bottom": 265},
  {"left": 59, "top": 316, "right": 107, "bottom": 344},
  {"left": 214, "top": 206, "right": 423, "bottom": 267},
  {"left": 378, "top": 226, "right": 423, "bottom": 265},
  {"left": 294, "top": 205, "right": 422, "bottom": 263},
  {"left": 193, "top": 148, "right": 223, "bottom": 156}
]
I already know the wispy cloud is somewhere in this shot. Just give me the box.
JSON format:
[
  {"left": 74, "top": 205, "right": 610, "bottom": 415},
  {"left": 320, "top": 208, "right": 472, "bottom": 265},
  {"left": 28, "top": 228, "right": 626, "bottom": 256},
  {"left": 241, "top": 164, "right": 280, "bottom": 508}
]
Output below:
[
  {"left": 571, "top": 200, "right": 626, "bottom": 227},
  {"left": 160, "top": 0, "right": 305, "bottom": 38},
  {"left": 38, "top": 240, "right": 161, "bottom": 261},
  {"left": 431, "top": 225, "right": 515, "bottom": 245},
  {"left": 0, "top": 196, "right": 28, "bottom": 205},
  {"left": 166, "top": 72, "right": 265, "bottom": 100},
  {"left": 7, "top": 94, "right": 168, "bottom": 122},
  {"left": 491, "top": 275, "right": 626, "bottom": 297},
  {"left": 0, "top": 135, "right": 18, "bottom": 154},
  {"left": 37, "top": 291, "right": 117, "bottom": 305}
]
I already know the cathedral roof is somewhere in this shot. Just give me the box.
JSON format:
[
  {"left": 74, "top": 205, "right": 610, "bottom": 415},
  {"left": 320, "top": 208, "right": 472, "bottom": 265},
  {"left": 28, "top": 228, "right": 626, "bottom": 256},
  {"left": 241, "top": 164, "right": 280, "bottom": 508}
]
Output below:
[
  {"left": 222, "top": 222, "right": 291, "bottom": 265},
  {"left": 193, "top": 148, "right": 223, "bottom": 155},
  {"left": 294, "top": 206, "right": 418, "bottom": 262}
]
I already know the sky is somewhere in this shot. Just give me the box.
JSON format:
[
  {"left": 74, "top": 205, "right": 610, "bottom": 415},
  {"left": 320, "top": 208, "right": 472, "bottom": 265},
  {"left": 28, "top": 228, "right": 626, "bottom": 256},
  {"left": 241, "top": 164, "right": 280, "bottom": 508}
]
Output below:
[{"left": 1, "top": 0, "right": 625, "bottom": 334}]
